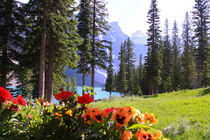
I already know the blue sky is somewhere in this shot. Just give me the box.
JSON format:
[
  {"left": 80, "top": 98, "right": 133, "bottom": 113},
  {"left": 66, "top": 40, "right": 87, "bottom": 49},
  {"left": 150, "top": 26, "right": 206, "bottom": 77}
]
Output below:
[{"left": 19, "top": 0, "right": 195, "bottom": 35}]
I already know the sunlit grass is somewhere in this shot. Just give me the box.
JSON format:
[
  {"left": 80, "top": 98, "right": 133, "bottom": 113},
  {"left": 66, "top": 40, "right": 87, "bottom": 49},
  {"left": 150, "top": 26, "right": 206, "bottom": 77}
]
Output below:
[{"left": 92, "top": 87, "right": 210, "bottom": 140}]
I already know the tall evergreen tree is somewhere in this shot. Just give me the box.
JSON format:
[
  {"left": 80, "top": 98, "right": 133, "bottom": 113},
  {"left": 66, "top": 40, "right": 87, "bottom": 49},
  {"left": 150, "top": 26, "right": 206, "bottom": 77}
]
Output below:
[
  {"left": 182, "top": 12, "right": 197, "bottom": 89},
  {"left": 77, "top": 0, "right": 92, "bottom": 93},
  {"left": 118, "top": 43, "right": 128, "bottom": 96},
  {"left": 72, "top": 74, "right": 77, "bottom": 93},
  {"left": 138, "top": 54, "right": 144, "bottom": 88},
  {"left": 192, "top": 0, "right": 210, "bottom": 87},
  {"left": 171, "top": 21, "right": 181, "bottom": 91},
  {"left": 125, "top": 38, "right": 136, "bottom": 95},
  {"left": 105, "top": 43, "right": 114, "bottom": 98},
  {"left": 0, "top": 0, "right": 24, "bottom": 88},
  {"left": 161, "top": 19, "right": 172, "bottom": 92},
  {"left": 65, "top": 77, "right": 72, "bottom": 91},
  {"left": 90, "top": 0, "right": 110, "bottom": 93},
  {"left": 144, "top": 0, "right": 162, "bottom": 95}
]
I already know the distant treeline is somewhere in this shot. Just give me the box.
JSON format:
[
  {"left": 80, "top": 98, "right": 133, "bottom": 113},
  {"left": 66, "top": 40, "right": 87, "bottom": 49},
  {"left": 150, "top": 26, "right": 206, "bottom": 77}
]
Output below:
[{"left": 105, "top": 0, "right": 210, "bottom": 96}]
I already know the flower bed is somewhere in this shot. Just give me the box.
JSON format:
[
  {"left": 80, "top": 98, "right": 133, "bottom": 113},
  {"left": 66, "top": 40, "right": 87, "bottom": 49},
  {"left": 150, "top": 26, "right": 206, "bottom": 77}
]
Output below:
[{"left": 0, "top": 86, "right": 169, "bottom": 140}]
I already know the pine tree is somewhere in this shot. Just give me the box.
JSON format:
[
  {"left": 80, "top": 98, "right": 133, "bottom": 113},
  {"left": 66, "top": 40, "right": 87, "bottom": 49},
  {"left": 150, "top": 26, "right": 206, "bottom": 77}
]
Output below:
[
  {"left": 161, "top": 19, "right": 172, "bottom": 92},
  {"left": 90, "top": 0, "right": 110, "bottom": 93},
  {"left": 171, "top": 21, "right": 181, "bottom": 91},
  {"left": 72, "top": 74, "right": 77, "bottom": 93},
  {"left": 66, "top": 77, "right": 72, "bottom": 91},
  {"left": 134, "top": 67, "right": 142, "bottom": 96},
  {"left": 77, "top": 0, "right": 92, "bottom": 93},
  {"left": 0, "top": 0, "right": 24, "bottom": 88},
  {"left": 144, "top": 0, "right": 162, "bottom": 95},
  {"left": 105, "top": 43, "right": 114, "bottom": 98},
  {"left": 192, "top": 0, "right": 210, "bottom": 87},
  {"left": 118, "top": 43, "right": 128, "bottom": 96},
  {"left": 125, "top": 38, "right": 136, "bottom": 95},
  {"left": 138, "top": 54, "right": 143, "bottom": 87},
  {"left": 182, "top": 12, "right": 197, "bottom": 89}
]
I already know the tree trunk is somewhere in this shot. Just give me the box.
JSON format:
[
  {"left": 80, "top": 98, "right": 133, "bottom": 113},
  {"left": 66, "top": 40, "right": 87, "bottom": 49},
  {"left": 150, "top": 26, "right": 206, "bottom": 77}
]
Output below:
[
  {"left": 82, "top": 51, "right": 86, "bottom": 95},
  {"left": 151, "top": 83, "right": 154, "bottom": 95},
  {"left": 109, "top": 90, "right": 111, "bottom": 99},
  {"left": 45, "top": 43, "right": 55, "bottom": 104},
  {"left": 38, "top": 1, "right": 47, "bottom": 98},
  {"left": 91, "top": 0, "right": 96, "bottom": 97}
]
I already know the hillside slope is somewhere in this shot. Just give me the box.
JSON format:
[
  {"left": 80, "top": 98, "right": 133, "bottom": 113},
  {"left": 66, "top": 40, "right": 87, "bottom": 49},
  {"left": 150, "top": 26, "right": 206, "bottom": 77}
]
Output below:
[{"left": 93, "top": 88, "right": 210, "bottom": 140}]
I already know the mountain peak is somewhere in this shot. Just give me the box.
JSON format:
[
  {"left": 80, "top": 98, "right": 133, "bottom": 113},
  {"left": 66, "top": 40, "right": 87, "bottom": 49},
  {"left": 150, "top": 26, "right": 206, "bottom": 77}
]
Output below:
[{"left": 131, "top": 30, "right": 146, "bottom": 37}]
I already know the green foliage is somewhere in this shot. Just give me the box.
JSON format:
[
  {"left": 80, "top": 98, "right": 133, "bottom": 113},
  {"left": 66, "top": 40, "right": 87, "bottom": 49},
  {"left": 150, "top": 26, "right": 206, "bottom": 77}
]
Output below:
[
  {"left": 72, "top": 74, "right": 77, "bottom": 93},
  {"left": 65, "top": 77, "right": 72, "bottom": 91},
  {"left": 182, "top": 12, "right": 197, "bottom": 89},
  {"left": 161, "top": 19, "right": 172, "bottom": 93},
  {"left": 105, "top": 43, "right": 114, "bottom": 94},
  {"left": 171, "top": 21, "right": 181, "bottom": 91},
  {"left": 118, "top": 43, "right": 128, "bottom": 96},
  {"left": 125, "top": 38, "right": 136, "bottom": 95},
  {"left": 192, "top": 0, "right": 210, "bottom": 87}
]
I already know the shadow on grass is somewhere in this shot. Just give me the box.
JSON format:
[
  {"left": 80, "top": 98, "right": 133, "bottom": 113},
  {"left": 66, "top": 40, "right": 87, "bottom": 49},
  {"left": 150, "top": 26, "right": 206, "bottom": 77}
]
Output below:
[
  {"left": 200, "top": 88, "right": 210, "bottom": 96},
  {"left": 142, "top": 94, "right": 158, "bottom": 98}
]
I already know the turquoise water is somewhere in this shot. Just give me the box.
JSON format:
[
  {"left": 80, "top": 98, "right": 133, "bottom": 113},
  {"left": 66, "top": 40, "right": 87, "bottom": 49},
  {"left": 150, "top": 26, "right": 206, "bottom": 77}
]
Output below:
[{"left": 53, "top": 86, "right": 120, "bottom": 103}]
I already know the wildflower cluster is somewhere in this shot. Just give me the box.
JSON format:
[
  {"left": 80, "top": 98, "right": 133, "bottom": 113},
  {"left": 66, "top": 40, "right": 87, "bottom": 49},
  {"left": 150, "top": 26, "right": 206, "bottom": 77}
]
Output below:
[
  {"left": 82, "top": 106, "right": 168, "bottom": 140},
  {"left": 0, "top": 86, "right": 168, "bottom": 140}
]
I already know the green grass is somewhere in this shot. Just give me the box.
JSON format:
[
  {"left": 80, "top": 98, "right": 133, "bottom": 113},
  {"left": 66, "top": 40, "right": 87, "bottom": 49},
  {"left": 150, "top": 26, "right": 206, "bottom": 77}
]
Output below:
[{"left": 92, "top": 88, "right": 210, "bottom": 140}]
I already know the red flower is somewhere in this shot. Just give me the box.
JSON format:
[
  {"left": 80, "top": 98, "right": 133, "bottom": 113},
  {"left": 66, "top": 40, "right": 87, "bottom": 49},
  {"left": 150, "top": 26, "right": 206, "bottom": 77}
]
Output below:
[
  {"left": 78, "top": 93, "right": 93, "bottom": 104},
  {"left": 104, "top": 107, "right": 116, "bottom": 113},
  {"left": 0, "top": 87, "right": 13, "bottom": 103},
  {"left": 13, "top": 95, "right": 27, "bottom": 106},
  {"left": 54, "top": 91, "right": 74, "bottom": 101}
]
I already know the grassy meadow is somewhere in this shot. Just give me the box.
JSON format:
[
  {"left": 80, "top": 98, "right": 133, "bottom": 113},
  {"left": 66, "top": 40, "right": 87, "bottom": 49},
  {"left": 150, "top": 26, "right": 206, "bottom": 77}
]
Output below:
[{"left": 92, "top": 88, "right": 210, "bottom": 140}]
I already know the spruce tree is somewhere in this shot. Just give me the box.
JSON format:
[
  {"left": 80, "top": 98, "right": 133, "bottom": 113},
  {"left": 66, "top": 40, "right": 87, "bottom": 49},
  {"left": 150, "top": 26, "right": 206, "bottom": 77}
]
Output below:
[
  {"left": 125, "top": 38, "right": 136, "bottom": 95},
  {"left": 77, "top": 0, "right": 92, "bottom": 92},
  {"left": 144, "top": 0, "right": 162, "bottom": 95},
  {"left": 118, "top": 43, "right": 128, "bottom": 96},
  {"left": 192, "top": 0, "right": 210, "bottom": 87},
  {"left": 171, "top": 21, "right": 181, "bottom": 91},
  {"left": 105, "top": 43, "right": 114, "bottom": 98},
  {"left": 161, "top": 19, "right": 172, "bottom": 92},
  {"left": 66, "top": 77, "right": 72, "bottom": 91},
  {"left": 0, "top": 0, "right": 24, "bottom": 88},
  {"left": 72, "top": 74, "right": 77, "bottom": 93},
  {"left": 90, "top": 0, "right": 110, "bottom": 92},
  {"left": 182, "top": 12, "right": 197, "bottom": 89}
]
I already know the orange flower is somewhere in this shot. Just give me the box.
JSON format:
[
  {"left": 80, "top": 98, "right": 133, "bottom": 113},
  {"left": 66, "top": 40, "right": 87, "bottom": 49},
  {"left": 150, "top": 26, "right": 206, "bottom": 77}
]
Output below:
[
  {"left": 153, "top": 131, "right": 162, "bottom": 139},
  {"left": 121, "top": 130, "right": 132, "bottom": 140},
  {"left": 112, "top": 108, "right": 131, "bottom": 127},
  {"left": 125, "top": 106, "right": 137, "bottom": 116},
  {"left": 54, "top": 112, "right": 62, "bottom": 120},
  {"left": 91, "top": 108, "right": 105, "bottom": 123},
  {"left": 66, "top": 110, "right": 72, "bottom": 116},
  {"left": 38, "top": 98, "right": 45, "bottom": 104},
  {"left": 136, "top": 130, "right": 155, "bottom": 140},
  {"left": 144, "top": 113, "right": 158, "bottom": 124},
  {"left": 82, "top": 112, "right": 92, "bottom": 124}
]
